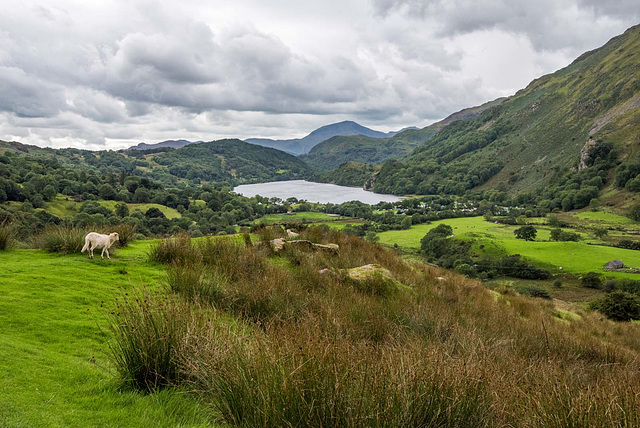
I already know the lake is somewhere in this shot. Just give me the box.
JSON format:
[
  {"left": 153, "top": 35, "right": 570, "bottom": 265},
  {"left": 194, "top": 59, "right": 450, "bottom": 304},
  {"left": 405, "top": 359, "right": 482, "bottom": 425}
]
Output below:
[{"left": 233, "top": 180, "right": 401, "bottom": 205}]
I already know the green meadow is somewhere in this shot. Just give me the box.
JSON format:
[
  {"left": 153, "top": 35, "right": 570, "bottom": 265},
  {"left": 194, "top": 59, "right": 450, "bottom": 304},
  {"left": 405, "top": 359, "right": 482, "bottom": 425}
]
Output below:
[
  {"left": 0, "top": 242, "right": 210, "bottom": 427},
  {"left": 40, "top": 195, "right": 183, "bottom": 219},
  {"left": 378, "top": 216, "right": 640, "bottom": 277}
]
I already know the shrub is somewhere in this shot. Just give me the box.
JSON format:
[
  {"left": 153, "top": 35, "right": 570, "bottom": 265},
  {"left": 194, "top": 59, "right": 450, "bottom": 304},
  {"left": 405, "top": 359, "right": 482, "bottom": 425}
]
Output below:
[
  {"left": 513, "top": 284, "right": 551, "bottom": 299},
  {"left": 553, "top": 279, "right": 563, "bottom": 288},
  {"left": 581, "top": 272, "right": 603, "bottom": 289},
  {"left": 591, "top": 291, "right": 640, "bottom": 321},
  {"left": 38, "top": 225, "right": 87, "bottom": 254}
]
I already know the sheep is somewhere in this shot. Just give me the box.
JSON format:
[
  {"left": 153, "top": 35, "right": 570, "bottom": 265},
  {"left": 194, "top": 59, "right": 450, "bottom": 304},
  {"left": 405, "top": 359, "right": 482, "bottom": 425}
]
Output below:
[{"left": 81, "top": 232, "right": 119, "bottom": 260}]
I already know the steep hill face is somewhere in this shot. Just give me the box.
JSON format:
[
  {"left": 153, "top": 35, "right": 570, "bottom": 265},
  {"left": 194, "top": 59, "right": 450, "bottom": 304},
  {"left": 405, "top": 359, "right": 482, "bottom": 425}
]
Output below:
[
  {"left": 302, "top": 98, "right": 505, "bottom": 172},
  {"left": 373, "top": 24, "right": 640, "bottom": 206},
  {"left": 245, "top": 121, "right": 396, "bottom": 155}
]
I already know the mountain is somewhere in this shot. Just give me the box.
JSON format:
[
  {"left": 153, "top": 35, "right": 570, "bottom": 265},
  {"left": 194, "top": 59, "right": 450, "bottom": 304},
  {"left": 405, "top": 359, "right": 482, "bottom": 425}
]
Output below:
[
  {"left": 127, "top": 139, "right": 202, "bottom": 151},
  {"left": 302, "top": 98, "right": 505, "bottom": 172},
  {"left": 245, "top": 120, "right": 398, "bottom": 155},
  {"left": 371, "top": 24, "right": 640, "bottom": 211}
]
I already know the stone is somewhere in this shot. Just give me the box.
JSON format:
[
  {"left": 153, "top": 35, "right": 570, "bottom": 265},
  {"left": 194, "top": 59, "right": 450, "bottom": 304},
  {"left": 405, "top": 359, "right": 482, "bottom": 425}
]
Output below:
[{"left": 604, "top": 259, "right": 625, "bottom": 270}]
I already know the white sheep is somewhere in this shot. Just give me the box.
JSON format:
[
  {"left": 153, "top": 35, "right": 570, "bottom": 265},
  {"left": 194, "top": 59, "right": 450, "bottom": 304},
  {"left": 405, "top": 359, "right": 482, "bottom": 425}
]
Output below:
[{"left": 81, "top": 232, "right": 119, "bottom": 260}]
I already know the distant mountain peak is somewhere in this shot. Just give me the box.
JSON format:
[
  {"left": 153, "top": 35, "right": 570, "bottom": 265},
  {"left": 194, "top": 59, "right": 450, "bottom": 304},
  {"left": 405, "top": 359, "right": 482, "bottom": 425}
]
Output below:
[
  {"left": 127, "top": 139, "right": 202, "bottom": 151},
  {"left": 245, "top": 121, "right": 402, "bottom": 155}
]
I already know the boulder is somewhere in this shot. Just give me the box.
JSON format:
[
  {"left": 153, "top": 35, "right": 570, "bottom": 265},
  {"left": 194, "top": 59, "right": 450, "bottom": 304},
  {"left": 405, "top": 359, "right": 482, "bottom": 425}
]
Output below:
[
  {"left": 345, "top": 264, "right": 394, "bottom": 281},
  {"left": 605, "top": 260, "right": 625, "bottom": 270},
  {"left": 270, "top": 239, "right": 339, "bottom": 254}
]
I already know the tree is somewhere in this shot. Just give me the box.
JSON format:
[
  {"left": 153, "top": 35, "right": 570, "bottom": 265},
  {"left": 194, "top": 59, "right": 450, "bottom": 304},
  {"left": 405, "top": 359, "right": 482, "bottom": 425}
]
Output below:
[
  {"left": 514, "top": 225, "right": 537, "bottom": 241},
  {"left": 591, "top": 291, "right": 640, "bottom": 321},
  {"left": 581, "top": 272, "right": 603, "bottom": 289},
  {"left": 98, "top": 184, "right": 117, "bottom": 200},
  {"left": 629, "top": 203, "right": 640, "bottom": 222},
  {"left": 550, "top": 228, "right": 563, "bottom": 241},
  {"left": 133, "top": 187, "right": 151, "bottom": 203},
  {"left": 420, "top": 224, "right": 453, "bottom": 259},
  {"left": 594, "top": 228, "right": 608, "bottom": 239},
  {"left": 115, "top": 202, "right": 129, "bottom": 218},
  {"left": 400, "top": 216, "right": 412, "bottom": 230},
  {"left": 41, "top": 184, "right": 57, "bottom": 201}
]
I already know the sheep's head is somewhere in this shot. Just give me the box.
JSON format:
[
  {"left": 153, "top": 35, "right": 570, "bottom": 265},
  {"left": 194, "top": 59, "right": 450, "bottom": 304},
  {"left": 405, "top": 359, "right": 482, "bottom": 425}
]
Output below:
[{"left": 111, "top": 232, "right": 120, "bottom": 242}]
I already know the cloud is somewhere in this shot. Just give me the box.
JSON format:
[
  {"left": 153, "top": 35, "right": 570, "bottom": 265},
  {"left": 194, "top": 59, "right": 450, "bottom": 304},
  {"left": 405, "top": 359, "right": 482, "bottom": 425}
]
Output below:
[{"left": 0, "top": 0, "right": 636, "bottom": 148}]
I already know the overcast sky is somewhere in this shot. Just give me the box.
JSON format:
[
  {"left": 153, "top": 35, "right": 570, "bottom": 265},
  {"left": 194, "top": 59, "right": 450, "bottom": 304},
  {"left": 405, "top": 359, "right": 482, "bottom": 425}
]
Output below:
[{"left": 0, "top": 0, "right": 638, "bottom": 150}]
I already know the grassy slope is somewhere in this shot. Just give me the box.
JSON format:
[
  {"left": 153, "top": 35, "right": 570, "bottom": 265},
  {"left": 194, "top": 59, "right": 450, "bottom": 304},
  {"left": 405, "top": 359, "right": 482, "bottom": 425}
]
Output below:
[
  {"left": 42, "top": 195, "right": 182, "bottom": 219},
  {"left": 0, "top": 242, "right": 210, "bottom": 427},
  {"left": 378, "top": 216, "right": 640, "bottom": 278}
]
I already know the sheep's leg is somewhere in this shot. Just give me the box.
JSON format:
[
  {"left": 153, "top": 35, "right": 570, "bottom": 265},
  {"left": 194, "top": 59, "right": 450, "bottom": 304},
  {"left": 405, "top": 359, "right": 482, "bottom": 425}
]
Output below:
[
  {"left": 106, "top": 247, "right": 110, "bottom": 260},
  {"left": 89, "top": 244, "right": 94, "bottom": 259},
  {"left": 101, "top": 247, "right": 105, "bottom": 259}
]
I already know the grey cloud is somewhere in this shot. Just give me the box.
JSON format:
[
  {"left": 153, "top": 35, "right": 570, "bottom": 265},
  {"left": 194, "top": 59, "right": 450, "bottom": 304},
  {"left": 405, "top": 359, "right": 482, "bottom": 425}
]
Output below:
[{"left": 372, "top": 0, "right": 640, "bottom": 51}]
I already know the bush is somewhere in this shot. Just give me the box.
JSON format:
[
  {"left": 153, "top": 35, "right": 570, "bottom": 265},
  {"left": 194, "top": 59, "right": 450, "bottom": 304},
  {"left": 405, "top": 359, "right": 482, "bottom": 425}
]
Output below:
[
  {"left": 591, "top": 291, "right": 640, "bottom": 321},
  {"left": 581, "top": 272, "right": 603, "bottom": 289},
  {"left": 553, "top": 279, "right": 563, "bottom": 288},
  {"left": 513, "top": 284, "right": 551, "bottom": 299},
  {"left": 38, "top": 225, "right": 87, "bottom": 254}
]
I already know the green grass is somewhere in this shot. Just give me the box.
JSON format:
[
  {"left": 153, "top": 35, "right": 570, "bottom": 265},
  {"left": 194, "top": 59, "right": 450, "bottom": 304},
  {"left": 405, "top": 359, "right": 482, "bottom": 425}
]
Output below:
[
  {"left": 99, "top": 201, "right": 182, "bottom": 219},
  {"left": 379, "top": 216, "right": 640, "bottom": 278},
  {"left": 0, "top": 241, "right": 210, "bottom": 426},
  {"left": 255, "top": 212, "right": 348, "bottom": 224},
  {"left": 573, "top": 211, "right": 636, "bottom": 224},
  {"left": 40, "top": 195, "right": 182, "bottom": 219}
]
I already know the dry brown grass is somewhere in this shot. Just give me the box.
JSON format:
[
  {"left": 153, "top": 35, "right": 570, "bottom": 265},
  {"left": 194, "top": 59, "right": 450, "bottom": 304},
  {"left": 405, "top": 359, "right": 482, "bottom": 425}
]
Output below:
[{"left": 110, "top": 226, "right": 640, "bottom": 427}]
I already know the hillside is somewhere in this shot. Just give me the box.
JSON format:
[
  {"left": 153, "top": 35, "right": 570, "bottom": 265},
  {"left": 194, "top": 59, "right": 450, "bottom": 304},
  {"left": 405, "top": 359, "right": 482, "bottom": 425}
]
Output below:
[
  {"left": 302, "top": 98, "right": 505, "bottom": 172},
  {"left": 372, "top": 24, "right": 640, "bottom": 208},
  {"left": 142, "top": 139, "right": 310, "bottom": 183},
  {"left": 245, "top": 120, "right": 397, "bottom": 155}
]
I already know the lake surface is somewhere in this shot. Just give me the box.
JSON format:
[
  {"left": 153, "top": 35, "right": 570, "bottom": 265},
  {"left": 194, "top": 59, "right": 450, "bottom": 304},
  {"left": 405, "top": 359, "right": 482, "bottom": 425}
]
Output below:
[{"left": 233, "top": 180, "right": 401, "bottom": 204}]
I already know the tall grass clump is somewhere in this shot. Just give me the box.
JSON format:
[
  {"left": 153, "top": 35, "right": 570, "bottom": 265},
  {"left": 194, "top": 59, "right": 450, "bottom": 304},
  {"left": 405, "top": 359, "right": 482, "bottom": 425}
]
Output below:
[
  {"left": 166, "top": 260, "right": 224, "bottom": 303},
  {"left": 108, "top": 291, "right": 197, "bottom": 392},
  {"left": 189, "top": 335, "right": 491, "bottom": 428},
  {"left": 110, "top": 223, "right": 138, "bottom": 247},
  {"left": 0, "top": 218, "right": 15, "bottom": 250},
  {"left": 37, "top": 225, "right": 87, "bottom": 253},
  {"left": 149, "top": 233, "right": 201, "bottom": 265}
]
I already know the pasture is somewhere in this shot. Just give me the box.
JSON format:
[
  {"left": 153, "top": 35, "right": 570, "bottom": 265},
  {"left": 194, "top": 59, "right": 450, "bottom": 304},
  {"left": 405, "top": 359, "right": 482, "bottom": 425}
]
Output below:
[
  {"left": 0, "top": 242, "right": 209, "bottom": 427},
  {"left": 378, "top": 216, "right": 640, "bottom": 278}
]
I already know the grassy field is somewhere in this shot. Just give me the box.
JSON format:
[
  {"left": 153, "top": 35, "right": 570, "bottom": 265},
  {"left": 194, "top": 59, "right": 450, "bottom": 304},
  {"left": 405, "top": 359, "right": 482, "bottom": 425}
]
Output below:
[
  {"left": 378, "top": 216, "right": 640, "bottom": 278},
  {"left": 40, "top": 195, "right": 183, "bottom": 219},
  {"left": 255, "top": 212, "right": 349, "bottom": 224},
  {"left": 0, "top": 241, "right": 209, "bottom": 427}
]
